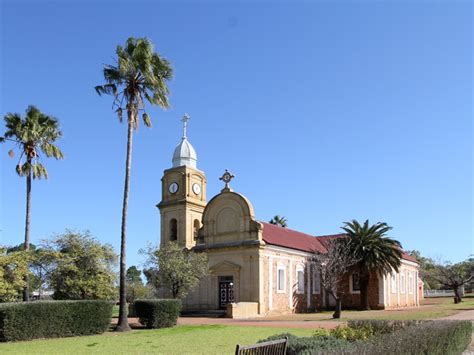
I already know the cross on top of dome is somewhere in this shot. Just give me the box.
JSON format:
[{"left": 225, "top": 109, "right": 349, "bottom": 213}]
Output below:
[
  {"left": 172, "top": 113, "right": 197, "bottom": 168},
  {"left": 181, "top": 113, "right": 190, "bottom": 139},
  {"left": 219, "top": 169, "right": 235, "bottom": 192}
]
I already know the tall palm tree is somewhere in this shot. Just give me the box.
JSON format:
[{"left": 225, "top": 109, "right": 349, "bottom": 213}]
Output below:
[
  {"left": 95, "top": 37, "right": 173, "bottom": 332},
  {"left": 1, "top": 106, "right": 63, "bottom": 301},
  {"left": 269, "top": 215, "right": 288, "bottom": 228},
  {"left": 342, "top": 219, "right": 402, "bottom": 310}
]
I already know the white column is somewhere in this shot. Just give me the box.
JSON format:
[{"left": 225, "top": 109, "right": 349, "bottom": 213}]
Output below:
[
  {"left": 397, "top": 273, "right": 400, "bottom": 306},
  {"left": 268, "top": 257, "right": 273, "bottom": 310},
  {"left": 405, "top": 271, "right": 408, "bottom": 305},
  {"left": 258, "top": 256, "right": 264, "bottom": 314},
  {"left": 307, "top": 263, "right": 311, "bottom": 308},
  {"left": 415, "top": 271, "right": 419, "bottom": 306},
  {"left": 289, "top": 260, "right": 293, "bottom": 309}
]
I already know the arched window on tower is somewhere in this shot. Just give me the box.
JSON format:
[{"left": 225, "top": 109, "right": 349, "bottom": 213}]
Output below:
[
  {"left": 170, "top": 219, "right": 177, "bottom": 241},
  {"left": 193, "top": 219, "right": 200, "bottom": 241}
]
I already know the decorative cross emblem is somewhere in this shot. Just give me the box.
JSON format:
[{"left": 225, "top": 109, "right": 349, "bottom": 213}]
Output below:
[
  {"left": 219, "top": 169, "right": 235, "bottom": 191},
  {"left": 181, "top": 113, "right": 190, "bottom": 138}
]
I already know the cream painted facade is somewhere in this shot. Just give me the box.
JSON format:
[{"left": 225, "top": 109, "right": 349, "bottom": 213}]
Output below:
[{"left": 157, "top": 117, "right": 419, "bottom": 316}]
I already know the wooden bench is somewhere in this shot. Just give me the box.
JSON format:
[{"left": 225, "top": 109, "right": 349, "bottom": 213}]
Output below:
[{"left": 235, "top": 336, "right": 288, "bottom": 355}]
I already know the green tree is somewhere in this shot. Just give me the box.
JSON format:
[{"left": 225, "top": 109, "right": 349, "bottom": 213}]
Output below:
[
  {"left": 30, "top": 247, "right": 59, "bottom": 299},
  {"left": 95, "top": 37, "right": 173, "bottom": 332},
  {"left": 428, "top": 259, "right": 473, "bottom": 303},
  {"left": 0, "top": 247, "right": 30, "bottom": 302},
  {"left": 125, "top": 266, "right": 150, "bottom": 303},
  {"left": 142, "top": 242, "right": 208, "bottom": 299},
  {"left": 6, "top": 243, "right": 48, "bottom": 297},
  {"left": 46, "top": 231, "right": 118, "bottom": 300},
  {"left": 342, "top": 219, "right": 402, "bottom": 310},
  {"left": 269, "top": 215, "right": 288, "bottom": 228},
  {"left": 1, "top": 106, "right": 63, "bottom": 301},
  {"left": 126, "top": 266, "right": 142, "bottom": 284},
  {"left": 407, "top": 250, "right": 440, "bottom": 290}
]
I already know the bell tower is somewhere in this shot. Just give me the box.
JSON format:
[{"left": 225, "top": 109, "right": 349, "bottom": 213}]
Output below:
[{"left": 157, "top": 114, "right": 206, "bottom": 249}]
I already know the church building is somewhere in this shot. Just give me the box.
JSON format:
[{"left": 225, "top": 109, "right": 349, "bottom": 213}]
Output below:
[{"left": 157, "top": 116, "right": 420, "bottom": 317}]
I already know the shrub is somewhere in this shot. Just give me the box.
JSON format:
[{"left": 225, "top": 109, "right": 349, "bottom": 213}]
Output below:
[
  {"left": 259, "top": 333, "right": 350, "bottom": 355},
  {"left": 348, "top": 319, "right": 425, "bottom": 335},
  {"left": 0, "top": 300, "right": 113, "bottom": 342},
  {"left": 134, "top": 299, "right": 181, "bottom": 329},
  {"left": 260, "top": 321, "right": 471, "bottom": 355},
  {"left": 331, "top": 325, "right": 375, "bottom": 342},
  {"left": 332, "top": 320, "right": 472, "bottom": 355}
]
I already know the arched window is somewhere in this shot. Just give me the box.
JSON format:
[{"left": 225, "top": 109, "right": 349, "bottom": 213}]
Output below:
[
  {"left": 193, "top": 219, "right": 200, "bottom": 240},
  {"left": 170, "top": 219, "right": 177, "bottom": 241}
]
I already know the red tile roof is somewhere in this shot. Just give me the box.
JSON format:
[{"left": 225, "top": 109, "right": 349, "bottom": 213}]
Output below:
[
  {"left": 260, "top": 222, "right": 327, "bottom": 253},
  {"left": 260, "top": 222, "right": 417, "bottom": 264},
  {"left": 401, "top": 252, "right": 418, "bottom": 263}
]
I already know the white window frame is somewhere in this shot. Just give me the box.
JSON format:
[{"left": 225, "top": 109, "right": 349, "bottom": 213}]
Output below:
[
  {"left": 349, "top": 272, "right": 361, "bottom": 294},
  {"left": 312, "top": 265, "right": 321, "bottom": 294},
  {"left": 400, "top": 271, "right": 406, "bottom": 294},
  {"left": 391, "top": 273, "right": 397, "bottom": 293},
  {"left": 296, "top": 265, "right": 305, "bottom": 294},
  {"left": 408, "top": 272, "right": 414, "bottom": 294},
  {"left": 277, "top": 262, "right": 286, "bottom": 293}
]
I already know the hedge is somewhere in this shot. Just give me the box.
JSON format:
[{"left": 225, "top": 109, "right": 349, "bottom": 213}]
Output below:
[
  {"left": 259, "top": 320, "right": 471, "bottom": 355},
  {"left": 0, "top": 300, "right": 113, "bottom": 342},
  {"left": 259, "top": 333, "right": 350, "bottom": 355},
  {"left": 348, "top": 319, "right": 426, "bottom": 335},
  {"left": 134, "top": 299, "right": 181, "bottom": 329},
  {"left": 341, "top": 320, "right": 472, "bottom": 355}
]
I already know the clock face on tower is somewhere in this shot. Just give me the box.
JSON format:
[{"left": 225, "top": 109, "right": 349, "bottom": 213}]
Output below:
[
  {"left": 168, "top": 182, "right": 179, "bottom": 194},
  {"left": 192, "top": 183, "right": 201, "bottom": 195}
]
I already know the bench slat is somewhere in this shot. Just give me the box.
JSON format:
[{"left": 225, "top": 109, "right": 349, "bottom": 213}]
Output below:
[{"left": 235, "top": 336, "right": 288, "bottom": 355}]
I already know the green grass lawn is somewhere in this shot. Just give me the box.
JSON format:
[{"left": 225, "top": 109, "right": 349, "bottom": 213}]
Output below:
[
  {"left": 260, "top": 296, "right": 474, "bottom": 322},
  {"left": 0, "top": 325, "right": 314, "bottom": 354},
  {"left": 2, "top": 297, "right": 472, "bottom": 354}
]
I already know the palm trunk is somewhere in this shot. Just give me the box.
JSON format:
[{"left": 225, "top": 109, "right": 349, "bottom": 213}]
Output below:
[
  {"left": 359, "top": 272, "right": 370, "bottom": 311},
  {"left": 115, "top": 116, "right": 134, "bottom": 332},
  {"left": 23, "top": 166, "right": 31, "bottom": 302}
]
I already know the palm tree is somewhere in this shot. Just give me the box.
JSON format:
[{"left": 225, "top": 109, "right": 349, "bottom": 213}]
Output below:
[
  {"left": 269, "top": 215, "right": 288, "bottom": 228},
  {"left": 342, "top": 219, "right": 402, "bottom": 310},
  {"left": 1, "top": 106, "right": 63, "bottom": 301},
  {"left": 95, "top": 37, "right": 173, "bottom": 332}
]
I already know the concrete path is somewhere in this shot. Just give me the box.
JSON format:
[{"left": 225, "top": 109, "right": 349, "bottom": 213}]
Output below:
[{"left": 441, "top": 309, "right": 474, "bottom": 321}]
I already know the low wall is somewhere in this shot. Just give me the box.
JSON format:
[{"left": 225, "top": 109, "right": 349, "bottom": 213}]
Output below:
[{"left": 226, "top": 302, "right": 259, "bottom": 319}]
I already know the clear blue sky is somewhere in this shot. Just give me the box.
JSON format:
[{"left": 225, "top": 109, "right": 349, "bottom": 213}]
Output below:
[{"left": 1, "top": 1, "right": 472, "bottom": 268}]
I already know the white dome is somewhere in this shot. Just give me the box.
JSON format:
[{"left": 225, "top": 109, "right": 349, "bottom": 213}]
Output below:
[{"left": 172, "top": 137, "right": 197, "bottom": 168}]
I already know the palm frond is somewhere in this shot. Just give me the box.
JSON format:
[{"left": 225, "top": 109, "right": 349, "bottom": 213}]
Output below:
[
  {"left": 142, "top": 112, "right": 152, "bottom": 127},
  {"left": 96, "top": 37, "right": 173, "bottom": 131},
  {"left": 342, "top": 219, "right": 402, "bottom": 275},
  {"left": 3, "top": 106, "right": 63, "bottom": 179}
]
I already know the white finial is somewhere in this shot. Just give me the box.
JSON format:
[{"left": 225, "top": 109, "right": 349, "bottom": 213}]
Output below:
[{"left": 181, "top": 113, "right": 190, "bottom": 139}]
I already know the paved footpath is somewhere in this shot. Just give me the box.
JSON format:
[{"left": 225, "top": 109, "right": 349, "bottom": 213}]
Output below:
[
  {"left": 440, "top": 310, "right": 474, "bottom": 355},
  {"left": 441, "top": 309, "right": 474, "bottom": 321}
]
